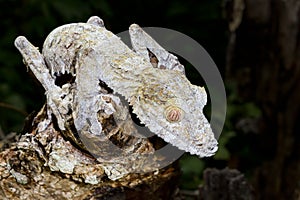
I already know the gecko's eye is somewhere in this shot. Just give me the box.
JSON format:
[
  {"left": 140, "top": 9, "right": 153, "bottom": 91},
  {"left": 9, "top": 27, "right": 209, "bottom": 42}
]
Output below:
[{"left": 164, "top": 105, "right": 184, "bottom": 122}]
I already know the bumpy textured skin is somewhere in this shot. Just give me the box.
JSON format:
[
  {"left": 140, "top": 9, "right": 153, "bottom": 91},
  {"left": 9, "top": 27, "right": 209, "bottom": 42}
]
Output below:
[{"left": 14, "top": 16, "right": 217, "bottom": 168}]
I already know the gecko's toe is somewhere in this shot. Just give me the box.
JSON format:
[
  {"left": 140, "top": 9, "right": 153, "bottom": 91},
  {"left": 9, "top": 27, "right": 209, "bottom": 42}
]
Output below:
[
  {"left": 129, "top": 24, "right": 142, "bottom": 32},
  {"left": 14, "top": 36, "right": 28, "bottom": 49}
]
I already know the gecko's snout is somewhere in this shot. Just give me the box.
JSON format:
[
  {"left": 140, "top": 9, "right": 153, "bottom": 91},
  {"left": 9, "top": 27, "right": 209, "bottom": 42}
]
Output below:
[
  {"left": 197, "top": 143, "right": 217, "bottom": 152},
  {"left": 202, "top": 138, "right": 218, "bottom": 155},
  {"left": 206, "top": 140, "right": 218, "bottom": 155},
  {"left": 193, "top": 137, "right": 218, "bottom": 157}
]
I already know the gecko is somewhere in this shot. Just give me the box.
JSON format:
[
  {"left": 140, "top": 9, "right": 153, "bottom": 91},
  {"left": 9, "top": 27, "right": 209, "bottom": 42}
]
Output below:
[{"left": 14, "top": 16, "right": 218, "bottom": 165}]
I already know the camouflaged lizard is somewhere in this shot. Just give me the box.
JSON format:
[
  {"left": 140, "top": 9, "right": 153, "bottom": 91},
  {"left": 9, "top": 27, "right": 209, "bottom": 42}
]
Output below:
[{"left": 14, "top": 16, "right": 218, "bottom": 179}]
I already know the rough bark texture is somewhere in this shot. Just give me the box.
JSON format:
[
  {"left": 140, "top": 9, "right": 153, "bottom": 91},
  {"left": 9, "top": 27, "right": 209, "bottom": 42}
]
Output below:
[
  {"left": 0, "top": 106, "right": 180, "bottom": 200},
  {"left": 225, "top": 0, "right": 300, "bottom": 199}
]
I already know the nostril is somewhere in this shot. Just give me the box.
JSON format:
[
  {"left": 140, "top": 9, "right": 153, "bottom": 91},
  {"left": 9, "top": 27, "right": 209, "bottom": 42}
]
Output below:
[{"left": 207, "top": 146, "right": 218, "bottom": 152}]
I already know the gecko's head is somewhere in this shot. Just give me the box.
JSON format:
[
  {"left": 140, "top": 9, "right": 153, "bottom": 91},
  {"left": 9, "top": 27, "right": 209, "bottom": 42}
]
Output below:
[
  {"left": 163, "top": 84, "right": 218, "bottom": 157},
  {"left": 131, "top": 70, "right": 218, "bottom": 158},
  {"left": 128, "top": 23, "right": 218, "bottom": 157}
]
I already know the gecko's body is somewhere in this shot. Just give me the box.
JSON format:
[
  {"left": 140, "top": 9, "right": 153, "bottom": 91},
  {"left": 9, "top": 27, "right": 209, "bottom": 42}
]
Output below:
[{"left": 15, "top": 16, "right": 218, "bottom": 165}]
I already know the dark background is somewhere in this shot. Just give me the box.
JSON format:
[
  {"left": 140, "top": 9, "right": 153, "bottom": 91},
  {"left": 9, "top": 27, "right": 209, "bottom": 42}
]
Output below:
[{"left": 0, "top": 0, "right": 299, "bottom": 199}]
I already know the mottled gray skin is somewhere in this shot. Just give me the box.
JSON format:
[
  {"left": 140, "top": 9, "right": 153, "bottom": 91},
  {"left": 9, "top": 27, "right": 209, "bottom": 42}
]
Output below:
[{"left": 15, "top": 16, "right": 218, "bottom": 162}]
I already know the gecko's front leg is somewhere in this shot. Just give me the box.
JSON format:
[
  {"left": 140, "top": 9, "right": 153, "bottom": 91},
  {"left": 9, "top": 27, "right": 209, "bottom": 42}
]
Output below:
[
  {"left": 129, "top": 24, "right": 185, "bottom": 74},
  {"left": 72, "top": 48, "right": 128, "bottom": 161}
]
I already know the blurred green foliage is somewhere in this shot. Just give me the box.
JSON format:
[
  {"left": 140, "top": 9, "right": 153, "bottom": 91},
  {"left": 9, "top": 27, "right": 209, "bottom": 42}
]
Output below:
[
  {"left": 179, "top": 154, "right": 205, "bottom": 189},
  {"left": 0, "top": 0, "right": 262, "bottom": 192}
]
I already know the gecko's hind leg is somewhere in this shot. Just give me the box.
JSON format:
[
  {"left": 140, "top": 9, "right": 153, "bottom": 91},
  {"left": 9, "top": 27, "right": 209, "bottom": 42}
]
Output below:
[
  {"left": 14, "top": 36, "right": 67, "bottom": 130},
  {"left": 14, "top": 36, "right": 57, "bottom": 91}
]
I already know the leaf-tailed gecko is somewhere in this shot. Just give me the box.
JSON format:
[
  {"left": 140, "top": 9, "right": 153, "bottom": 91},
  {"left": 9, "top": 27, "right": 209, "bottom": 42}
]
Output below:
[{"left": 14, "top": 16, "right": 218, "bottom": 161}]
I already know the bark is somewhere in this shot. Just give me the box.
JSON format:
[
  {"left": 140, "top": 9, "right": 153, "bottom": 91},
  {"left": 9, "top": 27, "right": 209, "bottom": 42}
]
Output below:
[
  {"left": 225, "top": 0, "right": 300, "bottom": 199},
  {"left": 200, "top": 168, "right": 254, "bottom": 200},
  {"left": 0, "top": 106, "right": 180, "bottom": 200}
]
